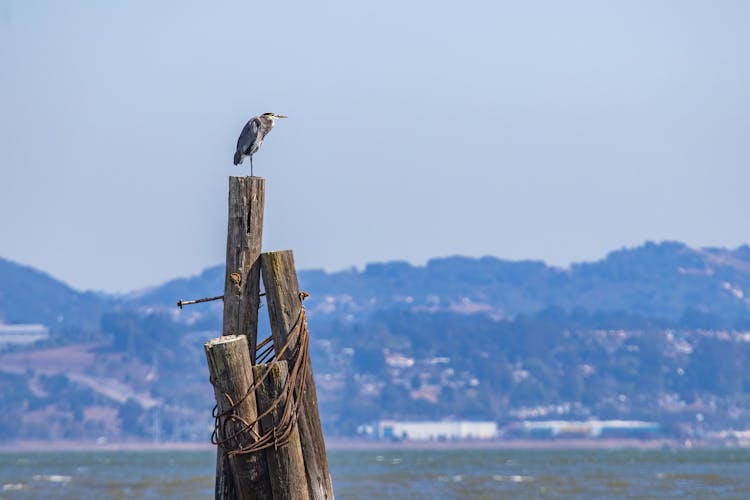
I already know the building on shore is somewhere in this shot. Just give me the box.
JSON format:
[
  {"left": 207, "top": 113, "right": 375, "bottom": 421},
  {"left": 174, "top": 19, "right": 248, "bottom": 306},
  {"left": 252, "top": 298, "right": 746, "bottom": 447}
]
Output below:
[
  {"left": 507, "top": 420, "right": 660, "bottom": 439},
  {"left": 376, "top": 420, "right": 498, "bottom": 441},
  {"left": 0, "top": 323, "right": 50, "bottom": 349}
]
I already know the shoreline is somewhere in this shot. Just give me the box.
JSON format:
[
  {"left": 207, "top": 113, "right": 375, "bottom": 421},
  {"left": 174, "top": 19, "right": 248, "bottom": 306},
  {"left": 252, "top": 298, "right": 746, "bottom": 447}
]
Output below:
[{"left": 0, "top": 437, "right": 715, "bottom": 453}]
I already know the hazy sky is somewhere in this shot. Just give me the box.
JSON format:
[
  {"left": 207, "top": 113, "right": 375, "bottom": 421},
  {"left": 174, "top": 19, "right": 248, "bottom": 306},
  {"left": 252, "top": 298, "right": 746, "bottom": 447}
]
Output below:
[{"left": 1, "top": 1, "right": 748, "bottom": 292}]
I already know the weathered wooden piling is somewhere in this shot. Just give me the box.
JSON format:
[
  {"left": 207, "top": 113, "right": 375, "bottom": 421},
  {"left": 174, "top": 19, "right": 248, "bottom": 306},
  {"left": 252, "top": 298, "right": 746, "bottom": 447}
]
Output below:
[
  {"left": 216, "top": 177, "right": 265, "bottom": 499},
  {"left": 202, "top": 176, "right": 332, "bottom": 499},
  {"left": 205, "top": 335, "right": 273, "bottom": 500},
  {"left": 253, "top": 362, "right": 309, "bottom": 500},
  {"left": 223, "top": 176, "right": 265, "bottom": 358},
  {"left": 261, "top": 250, "right": 334, "bottom": 500}
]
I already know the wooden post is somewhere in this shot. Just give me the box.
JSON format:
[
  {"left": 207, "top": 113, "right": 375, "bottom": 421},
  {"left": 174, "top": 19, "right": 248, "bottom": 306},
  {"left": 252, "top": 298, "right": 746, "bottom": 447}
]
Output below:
[
  {"left": 217, "top": 176, "right": 264, "bottom": 498},
  {"left": 253, "top": 362, "right": 310, "bottom": 500},
  {"left": 223, "top": 176, "right": 265, "bottom": 358},
  {"left": 261, "top": 250, "right": 334, "bottom": 500},
  {"left": 214, "top": 449, "right": 236, "bottom": 500},
  {"left": 205, "top": 335, "right": 273, "bottom": 500}
]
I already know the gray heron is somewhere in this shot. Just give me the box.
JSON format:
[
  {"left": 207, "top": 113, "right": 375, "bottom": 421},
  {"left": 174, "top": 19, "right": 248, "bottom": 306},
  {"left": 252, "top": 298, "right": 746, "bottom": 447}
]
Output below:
[{"left": 233, "top": 112, "right": 287, "bottom": 176}]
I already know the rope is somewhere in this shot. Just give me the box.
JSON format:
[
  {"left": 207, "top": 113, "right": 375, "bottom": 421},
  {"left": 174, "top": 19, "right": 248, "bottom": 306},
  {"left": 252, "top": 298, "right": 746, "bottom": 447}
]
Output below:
[
  {"left": 210, "top": 297, "right": 311, "bottom": 456},
  {"left": 255, "top": 336, "right": 276, "bottom": 364}
]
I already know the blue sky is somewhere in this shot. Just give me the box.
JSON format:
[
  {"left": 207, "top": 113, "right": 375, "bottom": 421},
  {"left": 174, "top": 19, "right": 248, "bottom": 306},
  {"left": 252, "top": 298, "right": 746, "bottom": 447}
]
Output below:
[{"left": 1, "top": 1, "right": 748, "bottom": 292}]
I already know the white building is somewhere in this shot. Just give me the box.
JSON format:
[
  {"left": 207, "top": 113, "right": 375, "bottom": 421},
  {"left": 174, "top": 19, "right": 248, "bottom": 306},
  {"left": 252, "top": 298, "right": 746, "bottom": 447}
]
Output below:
[
  {"left": 0, "top": 323, "right": 50, "bottom": 348},
  {"left": 377, "top": 420, "right": 498, "bottom": 441}
]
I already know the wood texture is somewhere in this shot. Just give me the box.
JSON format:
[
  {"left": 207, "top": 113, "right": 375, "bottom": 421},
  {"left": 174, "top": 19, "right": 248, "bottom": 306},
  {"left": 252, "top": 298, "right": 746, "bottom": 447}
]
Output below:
[
  {"left": 205, "top": 335, "right": 272, "bottom": 500},
  {"left": 217, "top": 176, "right": 265, "bottom": 499},
  {"left": 222, "top": 176, "right": 265, "bottom": 359},
  {"left": 253, "top": 362, "right": 310, "bottom": 500},
  {"left": 214, "top": 449, "right": 237, "bottom": 500},
  {"left": 261, "top": 250, "right": 334, "bottom": 500}
]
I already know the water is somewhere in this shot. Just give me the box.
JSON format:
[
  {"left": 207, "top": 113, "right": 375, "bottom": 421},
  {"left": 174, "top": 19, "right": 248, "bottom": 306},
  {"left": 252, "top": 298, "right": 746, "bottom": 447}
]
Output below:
[
  {"left": 0, "top": 451, "right": 213, "bottom": 499},
  {"left": 2, "top": 448, "right": 750, "bottom": 498}
]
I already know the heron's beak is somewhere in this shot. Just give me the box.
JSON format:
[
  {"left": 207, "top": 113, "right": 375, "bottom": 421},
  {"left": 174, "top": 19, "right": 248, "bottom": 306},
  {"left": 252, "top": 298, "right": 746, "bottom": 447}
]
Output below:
[{"left": 276, "top": 114, "right": 288, "bottom": 118}]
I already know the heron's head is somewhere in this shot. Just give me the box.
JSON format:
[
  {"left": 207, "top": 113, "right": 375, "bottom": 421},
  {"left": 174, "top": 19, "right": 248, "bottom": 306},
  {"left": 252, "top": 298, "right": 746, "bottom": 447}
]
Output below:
[{"left": 262, "top": 112, "right": 288, "bottom": 121}]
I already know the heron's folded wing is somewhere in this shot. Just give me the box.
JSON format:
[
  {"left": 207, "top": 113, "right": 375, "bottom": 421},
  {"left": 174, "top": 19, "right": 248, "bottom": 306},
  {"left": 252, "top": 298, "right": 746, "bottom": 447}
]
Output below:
[{"left": 236, "top": 117, "right": 261, "bottom": 154}]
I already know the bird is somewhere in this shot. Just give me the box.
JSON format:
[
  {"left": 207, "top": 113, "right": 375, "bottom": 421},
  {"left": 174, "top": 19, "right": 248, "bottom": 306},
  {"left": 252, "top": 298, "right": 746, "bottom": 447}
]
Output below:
[{"left": 233, "top": 112, "right": 287, "bottom": 176}]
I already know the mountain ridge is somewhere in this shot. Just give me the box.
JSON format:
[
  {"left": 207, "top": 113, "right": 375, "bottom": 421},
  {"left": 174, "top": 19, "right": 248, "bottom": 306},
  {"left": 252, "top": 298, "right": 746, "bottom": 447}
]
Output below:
[{"left": 2, "top": 240, "right": 750, "bottom": 328}]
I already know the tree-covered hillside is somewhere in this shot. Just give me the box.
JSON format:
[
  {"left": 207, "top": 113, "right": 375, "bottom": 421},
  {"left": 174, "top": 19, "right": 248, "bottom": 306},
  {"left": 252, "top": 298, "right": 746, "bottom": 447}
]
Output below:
[{"left": 1, "top": 241, "right": 750, "bottom": 442}]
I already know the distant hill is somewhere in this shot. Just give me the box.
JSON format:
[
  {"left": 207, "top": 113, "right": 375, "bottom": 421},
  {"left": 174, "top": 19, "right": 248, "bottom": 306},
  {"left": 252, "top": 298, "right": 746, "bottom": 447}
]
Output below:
[
  {"left": 130, "top": 241, "right": 750, "bottom": 325},
  {"left": 0, "top": 258, "right": 108, "bottom": 330},
  {"left": 2, "top": 241, "right": 750, "bottom": 442},
  {"left": 3, "top": 241, "right": 750, "bottom": 329}
]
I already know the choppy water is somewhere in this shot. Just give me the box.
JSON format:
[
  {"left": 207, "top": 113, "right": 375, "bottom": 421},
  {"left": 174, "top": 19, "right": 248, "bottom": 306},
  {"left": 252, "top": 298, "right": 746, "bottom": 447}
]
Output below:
[{"left": 2, "top": 448, "right": 750, "bottom": 498}]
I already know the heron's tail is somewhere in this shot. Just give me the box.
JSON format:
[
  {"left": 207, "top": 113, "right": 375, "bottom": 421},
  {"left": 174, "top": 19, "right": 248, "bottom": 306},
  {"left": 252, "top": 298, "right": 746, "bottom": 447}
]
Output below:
[{"left": 233, "top": 151, "right": 242, "bottom": 166}]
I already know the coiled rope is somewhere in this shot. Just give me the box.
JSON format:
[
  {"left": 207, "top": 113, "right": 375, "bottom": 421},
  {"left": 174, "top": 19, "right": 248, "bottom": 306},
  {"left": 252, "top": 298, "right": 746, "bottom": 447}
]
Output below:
[{"left": 210, "top": 298, "right": 310, "bottom": 456}]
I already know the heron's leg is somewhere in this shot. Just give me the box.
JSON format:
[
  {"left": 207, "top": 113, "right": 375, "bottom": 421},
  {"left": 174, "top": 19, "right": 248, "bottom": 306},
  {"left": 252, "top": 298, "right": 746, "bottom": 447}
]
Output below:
[{"left": 250, "top": 156, "right": 254, "bottom": 177}]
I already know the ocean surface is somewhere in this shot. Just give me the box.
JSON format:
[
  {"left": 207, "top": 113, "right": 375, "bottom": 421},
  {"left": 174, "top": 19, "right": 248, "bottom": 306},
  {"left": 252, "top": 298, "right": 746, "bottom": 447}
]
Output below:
[{"left": 2, "top": 448, "right": 750, "bottom": 498}]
